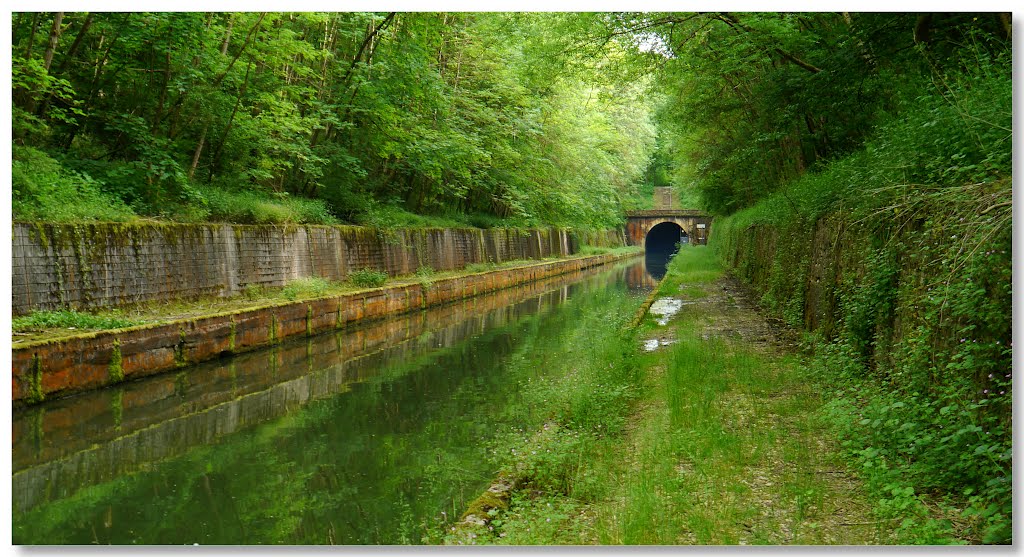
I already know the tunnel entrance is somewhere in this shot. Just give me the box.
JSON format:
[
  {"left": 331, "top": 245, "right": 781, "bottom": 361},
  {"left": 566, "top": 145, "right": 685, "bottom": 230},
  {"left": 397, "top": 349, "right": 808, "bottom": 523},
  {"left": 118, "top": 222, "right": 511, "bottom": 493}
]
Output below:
[
  {"left": 644, "top": 222, "right": 687, "bottom": 280},
  {"left": 645, "top": 222, "right": 687, "bottom": 256}
]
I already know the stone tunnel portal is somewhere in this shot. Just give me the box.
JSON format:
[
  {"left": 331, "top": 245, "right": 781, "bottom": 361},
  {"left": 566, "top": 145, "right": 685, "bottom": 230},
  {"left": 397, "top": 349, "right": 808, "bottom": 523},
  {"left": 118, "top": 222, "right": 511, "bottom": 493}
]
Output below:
[{"left": 645, "top": 221, "right": 687, "bottom": 256}]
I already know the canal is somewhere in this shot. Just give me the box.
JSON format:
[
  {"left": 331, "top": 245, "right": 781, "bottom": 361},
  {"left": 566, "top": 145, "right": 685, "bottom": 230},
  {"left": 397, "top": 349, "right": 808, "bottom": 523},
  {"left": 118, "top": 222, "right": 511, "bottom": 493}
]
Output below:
[{"left": 12, "top": 254, "right": 667, "bottom": 545}]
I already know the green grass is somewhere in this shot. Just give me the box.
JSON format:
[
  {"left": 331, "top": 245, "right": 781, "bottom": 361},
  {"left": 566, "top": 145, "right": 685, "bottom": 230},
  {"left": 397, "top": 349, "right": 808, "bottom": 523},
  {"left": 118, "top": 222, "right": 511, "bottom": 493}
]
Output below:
[
  {"left": 450, "top": 245, "right": 891, "bottom": 545},
  {"left": 589, "top": 249, "right": 879, "bottom": 545},
  {"left": 196, "top": 185, "right": 339, "bottom": 225},
  {"left": 12, "top": 309, "right": 142, "bottom": 332},
  {"left": 279, "top": 277, "right": 334, "bottom": 300},
  {"left": 577, "top": 245, "right": 645, "bottom": 257},
  {"left": 661, "top": 245, "right": 722, "bottom": 285}
]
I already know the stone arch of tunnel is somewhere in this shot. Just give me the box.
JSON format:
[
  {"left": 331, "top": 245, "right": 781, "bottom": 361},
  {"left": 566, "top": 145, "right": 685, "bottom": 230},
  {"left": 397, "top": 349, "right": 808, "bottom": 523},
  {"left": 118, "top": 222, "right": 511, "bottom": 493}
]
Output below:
[
  {"left": 645, "top": 221, "right": 689, "bottom": 256},
  {"left": 624, "top": 212, "right": 711, "bottom": 247}
]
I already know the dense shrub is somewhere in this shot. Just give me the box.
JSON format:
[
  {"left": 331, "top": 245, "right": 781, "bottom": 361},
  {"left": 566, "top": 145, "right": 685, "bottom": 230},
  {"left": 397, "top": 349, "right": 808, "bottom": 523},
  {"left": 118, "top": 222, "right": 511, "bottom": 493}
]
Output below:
[
  {"left": 12, "top": 146, "right": 135, "bottom": 222},
  {"left": 197, "top": 185, "right": 338, "bottom": 225},
  {"left": 279, "top": 277, "right": 333, "bottom": 301},
  {"left": 348, "top": 269, "right": 389, "bottom": 288}
]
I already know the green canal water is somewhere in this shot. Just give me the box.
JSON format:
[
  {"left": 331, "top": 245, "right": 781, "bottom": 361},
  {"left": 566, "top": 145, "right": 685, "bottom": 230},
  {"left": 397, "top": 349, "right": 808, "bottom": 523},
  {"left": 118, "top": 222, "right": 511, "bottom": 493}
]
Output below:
[{"left": 12, "top": 256, "right": 664, "bottom": 545}]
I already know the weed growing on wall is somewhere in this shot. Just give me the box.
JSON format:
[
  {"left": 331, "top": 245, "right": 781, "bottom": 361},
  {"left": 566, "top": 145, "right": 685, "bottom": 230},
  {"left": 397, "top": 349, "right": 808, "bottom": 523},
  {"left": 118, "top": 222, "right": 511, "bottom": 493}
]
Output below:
[
  {"left": 279, "top": 277, "right": 332, "bottom": 301},
  {"left": 348, "top": 269, "right": 389, "bottom": 288},
  {"left": 415, "top": 266, "right": 436, "bottom": 291}
]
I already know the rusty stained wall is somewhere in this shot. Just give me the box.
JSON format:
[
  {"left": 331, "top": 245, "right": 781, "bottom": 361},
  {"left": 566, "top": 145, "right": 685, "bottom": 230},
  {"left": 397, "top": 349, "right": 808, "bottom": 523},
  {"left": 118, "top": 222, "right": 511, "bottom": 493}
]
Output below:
[
  {"left": 11, "top": 252, "right": 631, "bottom": 405},
  {"left": 11, "top": 222, "right": 623, "bottom": 315}
]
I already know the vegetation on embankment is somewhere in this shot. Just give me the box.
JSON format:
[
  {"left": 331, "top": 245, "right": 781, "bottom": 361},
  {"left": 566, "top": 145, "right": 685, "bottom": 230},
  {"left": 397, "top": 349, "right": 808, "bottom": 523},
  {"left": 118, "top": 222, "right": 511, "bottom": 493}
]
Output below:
[
  {"left": 443, "top": 246, "right": 977, "bottom": 545},
  {"left": 12, "top": 13, "right": 665, "bottom": 230},
  {"left": 707, "top": 40, "right": 1011, "bottom": 543},
  {"left": 655, "top": 14, "right": 1010, "bottom": 217},
  {"left": 14, "top": 13, "right": 1008, "bottom": 231}
]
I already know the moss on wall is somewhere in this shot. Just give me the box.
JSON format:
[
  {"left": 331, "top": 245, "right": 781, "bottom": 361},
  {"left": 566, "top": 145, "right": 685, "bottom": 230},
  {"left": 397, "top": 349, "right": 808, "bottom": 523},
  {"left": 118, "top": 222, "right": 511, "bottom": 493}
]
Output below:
[
  {"left": 29, "top": 355, "right": 44, "bottom": 404},
  {"left": 108, "top": 339, "right": 124, "bottom": 383},
  {"left": 13, "top": 222, "right": 623, "bottom": 316}
]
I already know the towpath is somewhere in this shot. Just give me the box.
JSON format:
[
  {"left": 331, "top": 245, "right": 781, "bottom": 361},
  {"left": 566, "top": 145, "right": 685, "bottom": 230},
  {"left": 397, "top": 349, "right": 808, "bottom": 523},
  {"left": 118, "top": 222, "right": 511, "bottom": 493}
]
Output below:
[{"left": 447, "top": 248, "right": 892, "bottom": 545}]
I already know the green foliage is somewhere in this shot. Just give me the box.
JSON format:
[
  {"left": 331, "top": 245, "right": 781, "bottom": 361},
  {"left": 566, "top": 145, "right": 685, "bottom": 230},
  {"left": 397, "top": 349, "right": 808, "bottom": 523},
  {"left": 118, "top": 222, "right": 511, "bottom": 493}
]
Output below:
[
  {"left": 356, "top": 203, "right": 473, "bottom": 229},
  {"left": 710, "top": 43, "right": 1011, "bottom": 544},
  {"left": 813, "top": 341, "right": 1009, "bottom": 543},
  {"left": 12, "top": 146, "right": 135, "bottom": 222},
  {"left": 348, "top": 268, "right": 389, "bottom": 288},
  {"left": 575, "top": 245, "right": 611, "bottom": 257},
  {"left": 10, "top": 12, "right": 1010, "bottom": 228},
  {"left": 12, "top": 55, "right": 84, "bottom": 137},
  {"left": 414, "top": 266, "right": 437, "bottom": 290},
  {"left": 650, "top": 12, "right": 1010, "bottom": 215},
  {"left": 242, "top": 284, "right": 267, "bottom": 301},
  {"left": 11, "top": 12, "right": 661, "bottom": 229},
  {"left": 13, "top": 309, "right": 141, "bottom": 332},
  {"left": 197, "top": 185, "right": 338, "bottom": 225},
  {"left": 278, "top": 277, "right": 333, "bottom": 301}
]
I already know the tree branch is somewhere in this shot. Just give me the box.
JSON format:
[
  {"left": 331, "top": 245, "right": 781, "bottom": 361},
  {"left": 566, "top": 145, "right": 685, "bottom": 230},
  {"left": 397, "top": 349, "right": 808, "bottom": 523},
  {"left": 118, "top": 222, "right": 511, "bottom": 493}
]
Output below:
[
  {"left": 716, "top": 13, "right": 822, "bottom": 73},
  {"left": 212, "top": 12, "right": 265, "bottom": 88},
  {"left": 343, "top": 12, "right": 396, "bottom": 85}
]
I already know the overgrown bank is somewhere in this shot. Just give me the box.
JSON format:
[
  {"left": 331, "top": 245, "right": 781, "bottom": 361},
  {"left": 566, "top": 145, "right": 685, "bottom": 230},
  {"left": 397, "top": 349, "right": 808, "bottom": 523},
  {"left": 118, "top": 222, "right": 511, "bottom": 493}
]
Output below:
[
  {"left": 441, "top": 247, "right": 941, "bottom": 545},
  {"left": 708, "top": 50, "right": 1011, "bottom": 542}
]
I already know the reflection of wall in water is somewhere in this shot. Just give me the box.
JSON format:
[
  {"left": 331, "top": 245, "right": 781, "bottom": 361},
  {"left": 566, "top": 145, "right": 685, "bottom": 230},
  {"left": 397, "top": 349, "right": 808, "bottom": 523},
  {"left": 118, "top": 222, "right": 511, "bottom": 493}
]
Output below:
[
  {"left": 624, "top": 253, "right": 667, "bottom": 289},
  {"left": 11, "top": 259, "right": 634, "bottom": 514}
]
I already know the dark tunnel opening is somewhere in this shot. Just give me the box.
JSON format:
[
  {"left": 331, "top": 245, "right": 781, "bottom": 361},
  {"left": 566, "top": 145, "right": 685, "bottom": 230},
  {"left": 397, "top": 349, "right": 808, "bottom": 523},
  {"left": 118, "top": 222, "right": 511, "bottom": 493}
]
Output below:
[{"left": 644, "top": 222, "right": 688, "bottom": 280}]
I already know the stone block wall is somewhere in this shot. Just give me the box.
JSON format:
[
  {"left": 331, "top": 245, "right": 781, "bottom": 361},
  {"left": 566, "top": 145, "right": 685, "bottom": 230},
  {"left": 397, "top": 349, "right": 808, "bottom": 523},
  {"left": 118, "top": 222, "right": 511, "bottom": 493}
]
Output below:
[
  {"left": 12, "top": 252, "right": 632, "bottom": 405},
  {"left": 12, "top": 222, "right": 624, "bottom": 315}
]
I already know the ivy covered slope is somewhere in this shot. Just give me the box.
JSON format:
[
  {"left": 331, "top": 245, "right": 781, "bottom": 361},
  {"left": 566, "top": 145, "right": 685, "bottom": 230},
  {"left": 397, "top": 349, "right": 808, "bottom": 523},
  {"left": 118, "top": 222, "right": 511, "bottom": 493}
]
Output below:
[
  {"left": 12, "top": 13, "right": 660, "bottom": 229},
  {"left": 693, "top": 19, "right": 1011, "bottom": 544}
]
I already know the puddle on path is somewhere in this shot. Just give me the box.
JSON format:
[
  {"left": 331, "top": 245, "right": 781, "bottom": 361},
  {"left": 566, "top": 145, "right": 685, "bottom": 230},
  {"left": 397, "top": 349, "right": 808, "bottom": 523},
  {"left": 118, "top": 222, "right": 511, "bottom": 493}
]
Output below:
[
  {"left": 642, "top": 338, "right": 677, "bottom": 352},
  {"left": 648, "top": 297, "right": 697, "bottom": 326}
]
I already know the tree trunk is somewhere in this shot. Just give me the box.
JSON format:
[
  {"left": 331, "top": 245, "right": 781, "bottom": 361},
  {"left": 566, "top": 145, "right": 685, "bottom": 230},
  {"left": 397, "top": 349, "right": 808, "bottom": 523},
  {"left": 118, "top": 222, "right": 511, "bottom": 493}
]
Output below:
[
  {"left": 24, "top": 13, "right": 65, "bottom": 117},
  {"left": 716, "top": 13, "right": 822, "bottom": 73},
  {"left": 914, "top": 14, "right": 932, "bottom": 45},
  {"left": 60, "top": 15, "right": 130, "bottom": 150},
  {"left": 53, "top": 13, "right": 92, "bottom": 75},
  {"left": 212, "top": 12, "right": 265, "bottom": 87},
  {"left": 208, "top": 59, "right": 254, "bottom": 180},
  {"left": 342, "top": 12, "right": 396, "bottom": 85},
  {"left": 41, "top": 12, "right": 65, "bottom": 72},
  {"left": 37, "top": 12, "right": 94, "bottom": 120},
  {"left": 841, "top": 12, "right": 877, "bottom": 70},
  {"left": 153, "top": 43, "right": 173, "bottom": 135},
  {"left": 220, "top": 14, "right": 234, "bottom": 55},
  {"left": 188, "top": 126, "right": 208, "bottom": 180},
  {"left": 22, "top": 13, "right": 41, "bottom": 59}
]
